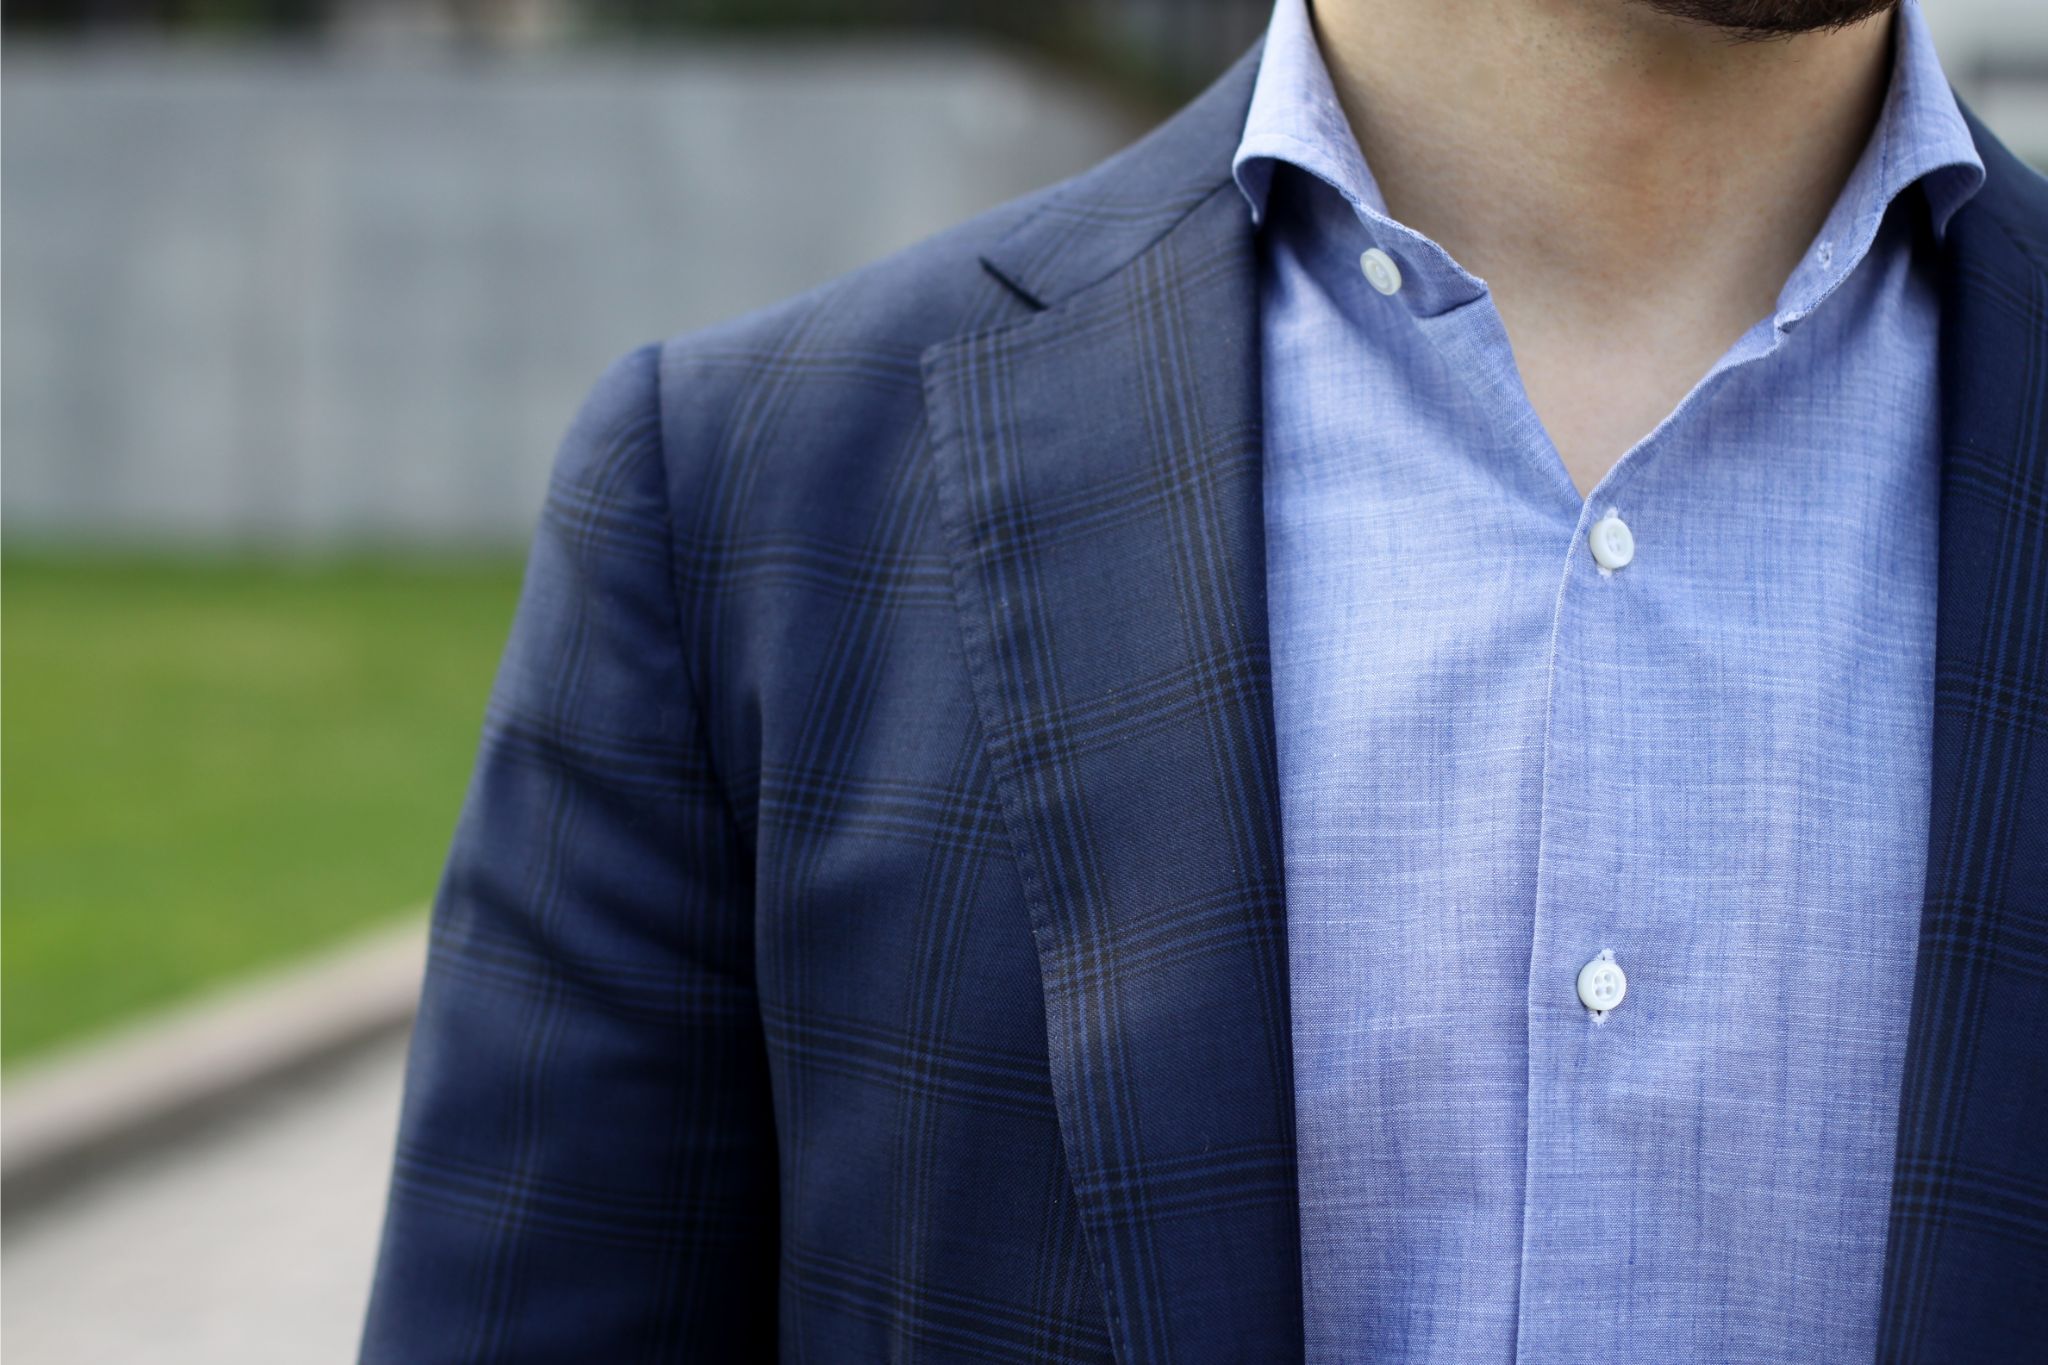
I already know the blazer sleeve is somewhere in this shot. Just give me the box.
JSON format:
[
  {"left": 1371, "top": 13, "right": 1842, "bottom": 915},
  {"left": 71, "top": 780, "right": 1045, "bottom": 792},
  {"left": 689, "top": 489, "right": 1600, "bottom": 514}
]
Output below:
[{"left": 359, "top": 342, "right": 777, "bottom": 1362}]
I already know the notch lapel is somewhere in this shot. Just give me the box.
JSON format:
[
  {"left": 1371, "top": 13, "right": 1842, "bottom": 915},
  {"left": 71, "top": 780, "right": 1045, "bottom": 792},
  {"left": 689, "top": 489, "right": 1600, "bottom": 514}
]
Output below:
[
  {"left": 1879, "top": 113, "right": 2048, "bottom": 1361},
  {"left": 923, "top": 167, "right": 1301, "bottom": 1361}
]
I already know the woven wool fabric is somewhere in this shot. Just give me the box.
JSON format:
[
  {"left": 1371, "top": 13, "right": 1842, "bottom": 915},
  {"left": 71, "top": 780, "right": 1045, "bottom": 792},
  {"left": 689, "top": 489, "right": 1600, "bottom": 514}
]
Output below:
[
  {"left": 357, "top": 24, "right": 2048, "bottom": 1361},
  {"left": 1236, "top": 0, "right": 1988, "bottom": 1359}
]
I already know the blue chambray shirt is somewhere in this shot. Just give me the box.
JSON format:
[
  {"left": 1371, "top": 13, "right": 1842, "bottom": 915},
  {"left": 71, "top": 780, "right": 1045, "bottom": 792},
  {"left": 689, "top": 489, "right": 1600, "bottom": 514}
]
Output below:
[{"left": 1235, "top": 0, "right": 1986, "bottom": 1358}]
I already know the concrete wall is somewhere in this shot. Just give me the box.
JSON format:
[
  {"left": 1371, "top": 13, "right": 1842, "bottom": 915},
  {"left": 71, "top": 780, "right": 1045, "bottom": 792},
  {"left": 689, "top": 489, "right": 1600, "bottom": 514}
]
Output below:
[{"left": 2, "top": 42, "right": 1137, "bottom": 544}]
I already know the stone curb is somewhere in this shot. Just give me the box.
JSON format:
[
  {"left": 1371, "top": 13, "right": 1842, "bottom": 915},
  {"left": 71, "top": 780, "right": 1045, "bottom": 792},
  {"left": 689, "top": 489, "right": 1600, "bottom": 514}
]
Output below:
[{"left": 2, "top": 916, "right": 429, "bottom": 1210}]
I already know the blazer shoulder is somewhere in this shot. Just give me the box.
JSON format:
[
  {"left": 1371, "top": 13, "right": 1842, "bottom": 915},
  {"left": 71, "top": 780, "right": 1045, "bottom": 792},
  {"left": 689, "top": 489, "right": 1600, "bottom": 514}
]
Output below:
[
  {"left": 641, "top": 169, "right": 1067, "bottom": 513},
  {"left": 649, "top": 39, "right": 1266, "bottom": 442},
  {"left": 637, "top": 44, "right": 1264, "bottom": 524},
  {"left": 660, "top": 182, "right": 1047, "bottom": 379}
]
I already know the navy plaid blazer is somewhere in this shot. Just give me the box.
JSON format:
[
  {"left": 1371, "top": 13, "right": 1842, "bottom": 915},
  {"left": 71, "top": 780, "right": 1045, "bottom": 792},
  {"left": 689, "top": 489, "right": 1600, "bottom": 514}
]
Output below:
[{"left": 361, "top": 46, "right": 2048, "bottom": 1364}]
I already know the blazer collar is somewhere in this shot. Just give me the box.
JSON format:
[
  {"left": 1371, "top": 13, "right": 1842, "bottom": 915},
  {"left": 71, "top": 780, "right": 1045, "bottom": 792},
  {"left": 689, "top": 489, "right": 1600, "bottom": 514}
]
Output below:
[{"left": 976, "top": 45, "right": 1261, "bottom": 311}]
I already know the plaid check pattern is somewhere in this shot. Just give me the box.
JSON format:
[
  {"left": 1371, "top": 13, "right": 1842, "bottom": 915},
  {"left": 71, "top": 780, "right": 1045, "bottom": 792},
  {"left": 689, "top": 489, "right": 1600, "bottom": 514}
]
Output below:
[
  {"left": 1876, "top": 110, "right": 2048, "bottom": 1364},
  {"left": 360, "top": 45, "right": 2048, "bottom": 1362}
]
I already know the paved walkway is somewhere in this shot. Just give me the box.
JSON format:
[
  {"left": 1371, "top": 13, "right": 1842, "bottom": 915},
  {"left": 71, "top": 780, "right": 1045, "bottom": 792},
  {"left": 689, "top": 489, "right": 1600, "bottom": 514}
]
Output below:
[{"left": 4, "top": 1034, "right": 408, "bottom": 1364}]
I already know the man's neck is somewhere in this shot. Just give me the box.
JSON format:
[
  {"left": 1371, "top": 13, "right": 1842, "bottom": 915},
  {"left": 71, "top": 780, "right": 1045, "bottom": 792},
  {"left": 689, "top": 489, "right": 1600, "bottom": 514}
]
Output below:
[{"left": 1311, "top": 0, "right": 1897, "bottom": 492}]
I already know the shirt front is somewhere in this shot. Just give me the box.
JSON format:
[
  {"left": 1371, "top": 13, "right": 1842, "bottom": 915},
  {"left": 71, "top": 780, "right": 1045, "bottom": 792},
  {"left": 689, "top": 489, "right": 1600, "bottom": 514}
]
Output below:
[{"left": 1236, "top": 0, "right": 1984, "bottom": 1359}]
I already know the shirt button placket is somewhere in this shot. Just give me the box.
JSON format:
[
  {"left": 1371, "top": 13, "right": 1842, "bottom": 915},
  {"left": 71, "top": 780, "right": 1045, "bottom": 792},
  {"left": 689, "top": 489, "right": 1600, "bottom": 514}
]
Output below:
[{"left": 1517, "top": 497, "right": 1646, "bottom": 1357}]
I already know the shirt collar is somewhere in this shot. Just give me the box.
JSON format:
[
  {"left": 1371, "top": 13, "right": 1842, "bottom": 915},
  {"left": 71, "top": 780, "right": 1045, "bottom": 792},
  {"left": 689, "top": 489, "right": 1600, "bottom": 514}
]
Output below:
[
  {"left": 1231, "top": 0, "right": 1985, "bottom": 265},
  {"left": 1232, "top": 0, "right": 1378, "bottom": 228},
  {"left": 1774, "top": 0, "right": 1984, "bottom": 324},
  {"left": 1855, "top": 0, "right": 1985, "bottom": 244}
]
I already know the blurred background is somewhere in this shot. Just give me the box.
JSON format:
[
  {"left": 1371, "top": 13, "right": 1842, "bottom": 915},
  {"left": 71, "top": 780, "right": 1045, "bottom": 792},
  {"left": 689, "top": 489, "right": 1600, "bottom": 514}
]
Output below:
[{"left": 3, "top": 1, "right": 2044, "bottom": 1360}]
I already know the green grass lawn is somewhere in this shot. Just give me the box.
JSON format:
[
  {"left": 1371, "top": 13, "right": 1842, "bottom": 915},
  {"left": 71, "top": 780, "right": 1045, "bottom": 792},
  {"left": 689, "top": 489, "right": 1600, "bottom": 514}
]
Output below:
[{"left": 2, "top": 550, "right": 528, "bottom": 1065}]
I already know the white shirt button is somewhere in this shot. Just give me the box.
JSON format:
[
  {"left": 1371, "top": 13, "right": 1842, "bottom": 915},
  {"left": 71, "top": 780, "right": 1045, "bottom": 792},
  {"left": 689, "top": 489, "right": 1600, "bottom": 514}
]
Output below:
[
  {"left": 1577, "top": 951, "right": 1627, "bottom": 1012},
  {"left": 1588, "top": 514, "right": 1634, "bottom": 570},
  {"left": 1359, "top": 247, "right": 1403, "bottom": 296}
]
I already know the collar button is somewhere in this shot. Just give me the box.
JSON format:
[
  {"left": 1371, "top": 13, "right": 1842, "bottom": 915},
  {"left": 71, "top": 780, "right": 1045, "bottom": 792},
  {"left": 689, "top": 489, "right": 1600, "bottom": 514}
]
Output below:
[{"left": 1359, "top": 247, "right": 1403, "bottom": 296}]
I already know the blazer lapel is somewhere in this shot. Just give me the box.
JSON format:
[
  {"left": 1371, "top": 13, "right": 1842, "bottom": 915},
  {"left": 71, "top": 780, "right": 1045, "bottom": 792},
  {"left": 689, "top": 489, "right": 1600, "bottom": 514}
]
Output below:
[
  {"left": 1879, "top": 113, "right": 2048, "bottom": 1361},
  {"left": 922, "top": 53, "right": 1302, "bottom": 1365}
]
